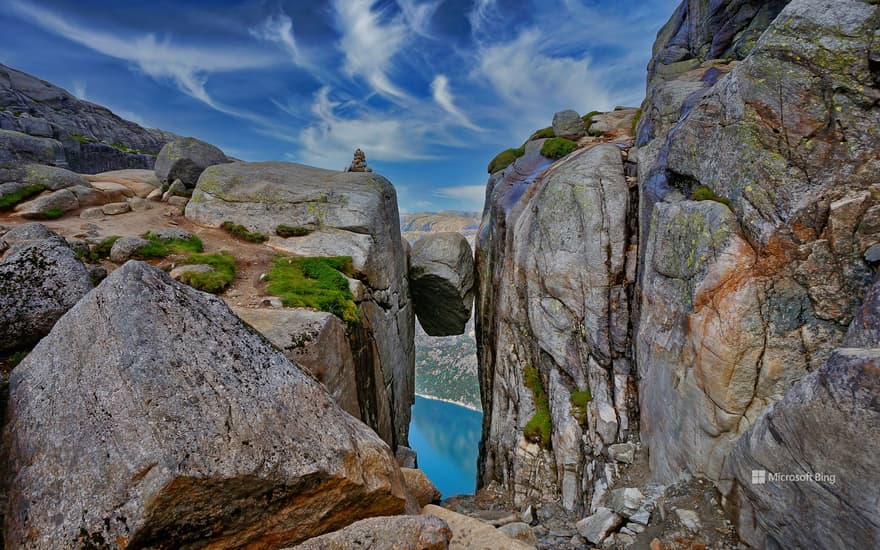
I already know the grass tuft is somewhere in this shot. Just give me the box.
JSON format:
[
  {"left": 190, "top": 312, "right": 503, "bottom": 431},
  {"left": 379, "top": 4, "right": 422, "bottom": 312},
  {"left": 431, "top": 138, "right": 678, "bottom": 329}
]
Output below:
[
  {"left": 522, "top": 365, "right": 552, "bottom": 448},
  {"left": 222, "top": 221, "right": 268, "bottom": 243},
  {"left": 570, "top": 388, "right": 592, "bottom": 425},
  {"left": 631, "top": 108, "right": 643, "bottom": 135},
  {"left": 540, "top": 137, "right": 578, "bottom": 160},
  {"left": 487, "top": 147, "right": 525, "bottom": 174},
  {"left": 276, "top": 224, "right": 314, "bottom": 238},
  {"left": 41, "top": 208, "right": 65, "bottom": 219},
  {"left": 179, "top": 252, "right": 236, "bottom": 294},
  {"left": 134, "top": 232, "right": 204, "bottom": 259},
  {"left": 265, "top": 255, "right": 359, "bottom": 324},
  {"left": 691, "top": 185, "right": 733, "bottom": 209},
  {"left": 6, "top": 350, "right": 29, "bottom": 368},
  {"left": 0, "top": 184, "right": 45, "bottom": 210}
]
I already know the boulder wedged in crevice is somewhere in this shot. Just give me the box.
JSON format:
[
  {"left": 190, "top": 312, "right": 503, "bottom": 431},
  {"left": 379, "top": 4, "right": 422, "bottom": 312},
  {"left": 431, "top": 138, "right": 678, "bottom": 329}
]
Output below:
[{"left": 409, "top": 232, "right": 475, "bottom": 336}]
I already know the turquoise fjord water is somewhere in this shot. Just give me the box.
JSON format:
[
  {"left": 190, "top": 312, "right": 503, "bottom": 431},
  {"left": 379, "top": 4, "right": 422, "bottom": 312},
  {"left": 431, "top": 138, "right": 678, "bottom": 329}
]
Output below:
[{"left": 408, "top": 395, "right": 482, "bottom": 498}]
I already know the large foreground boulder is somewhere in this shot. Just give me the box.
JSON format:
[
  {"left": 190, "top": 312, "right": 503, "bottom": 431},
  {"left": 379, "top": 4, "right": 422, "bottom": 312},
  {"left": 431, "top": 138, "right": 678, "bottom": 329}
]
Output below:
[
  {"left": 5, "top": 261, "right": 410, "bottom": 548},
  {"left": 187, "top": 161, "right": 414, "bottom": 449},
  {"left": 154, "top": 137, "right": 227, "bottom": 186},
  {"left": 0, "top": 228, "right": 92, "bottom": 352},
  {"left": 409, "top": 232, "right": 474, "bottom": 336},
  {"left": 291, "top": 515, "right": 452, "bottom": 549},
  {"left": 0, "top": 129, "right": 62, "bottom": 167}
]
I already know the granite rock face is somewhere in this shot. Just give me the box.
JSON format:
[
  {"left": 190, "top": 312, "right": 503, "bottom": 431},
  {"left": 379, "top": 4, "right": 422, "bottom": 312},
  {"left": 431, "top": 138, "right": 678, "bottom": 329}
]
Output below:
[
  {"left": 552, "top": 109, "right": 586, "bottom": 139},
  {"left": 0, "top": 228, "right": 93, "bottom": 352},
  {"left": 409, "top": 232, "right": 475, "bottom": 336},
  {"left": 232, "top": 307, "right": 360, "bottom": 419},
  {"left": 154, "top": 137, "right": 228, "bottom": 186},
  {"left": 291, "top": 515, "right": 452, "bottom": 550},
  {"left": 475, "top": 144, "right": 638, "bottom": 514},
  {"left": 637, "top": 0, "right": 880, "bottom": 485},
  {"left": 187, "top": 161, "right": 414, "bottom": 449},
  {"left": 4, "top": 261, "right": 410, "bottom": 549},
  {"left": 0, "top": 63, "right": 177, "bottom": 173},
  {"left": 726, "top": 346, "right": 880, "bottom": 548}
]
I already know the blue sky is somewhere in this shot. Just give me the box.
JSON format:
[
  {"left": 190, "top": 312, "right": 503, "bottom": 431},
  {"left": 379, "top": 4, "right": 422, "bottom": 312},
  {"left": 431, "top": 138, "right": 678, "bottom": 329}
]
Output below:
[{"left": 0, "top": 0, "right": 678, "bottom": 212}]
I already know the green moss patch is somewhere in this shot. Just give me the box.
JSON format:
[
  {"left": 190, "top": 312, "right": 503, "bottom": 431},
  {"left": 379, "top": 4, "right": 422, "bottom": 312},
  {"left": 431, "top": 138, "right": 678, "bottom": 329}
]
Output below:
[
  {"left": 41, "top": 208, "right": 65, "bottom": 219},
  {"left": 631, "top": 108, "right": 643, "bottom": 135},
  {"left": 134, "top": 232, "right": 204, "bottom": 259},
  {"left": 529, "top": 127, "right": 555, "bottom": 140},
  {"left": 265, "top": 255, "right": 359, "bottom": 324},
  {"left": 488, "top": 147, "right": 525, "bottom": 174},
  {"left": 179, "top": 252, "right": 236, "bottom": 294},
  {"left": 222, "top": 221, "right": 268, "bottom": 243},
  {"left": 276, "top": 224, "right": 314, "bottom": 238},
  {"left": 523, "top": 365, "right": 552, "bottom": 448},
  {"left": 540, "top": 137, "right": 578, "bottom": 160},
  {"left": 691, "top": 185, "right": 733, "bottom": 209},
  {"left": 70, "top": 133, "right": 97, "bottom": 144},
  {"left": 570, "top": 388, "right": 592, "bottom": 425},
  {"left": 0, "top": 184, "right": 45, "bottom": 210}
]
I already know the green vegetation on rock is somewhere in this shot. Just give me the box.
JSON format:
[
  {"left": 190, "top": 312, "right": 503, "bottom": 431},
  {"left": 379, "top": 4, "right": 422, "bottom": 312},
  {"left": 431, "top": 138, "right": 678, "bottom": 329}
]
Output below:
[
  {"left": 221, "top": 221, "right": 269, "bottom": 243},
  {"left": 691, "top": 185, "right": 733, "bottom": 209},
  {"left": 523, "top": 364, "right": 552, "bottom": 448},
  {"left": 276, "top": 224, "right": 314, "bottom": 238},
  {"left": 631, "top": 108, "right": 643, "bottom": 135},
  {"left": 265, "top": 255, "right": 359, "bottom": 324},
  {"left": 89, "top": 236, "right": 121, "bottom": 262},
  {"left": 540, "top": 137, "right": 578, "bottom": 160},
  {"left": 0, "top": 184, "right": 45, "bottom": 210},
  {"left": 179, "top": 252, "right": 236, "bottom": 294},
  {"left": 6, "top": 350, "right": 29, "bottom": 368},
  {"left": 135, "top": 232, "right": 204, "bottom": 259},
  {"left": 530, "top": 127, "right": 555, "bottom": 140},
  {"left": 41, "top": 208, "right": 65, "bottom": 220},
  {"left": 570, "top": 388, "right": 592, "bottom": 425},
  {"left": 487, "top": 147, "right": 525, "bottom": 174},
  {"left": 69, "top": 133, "right": 97, "bottom": 144}
]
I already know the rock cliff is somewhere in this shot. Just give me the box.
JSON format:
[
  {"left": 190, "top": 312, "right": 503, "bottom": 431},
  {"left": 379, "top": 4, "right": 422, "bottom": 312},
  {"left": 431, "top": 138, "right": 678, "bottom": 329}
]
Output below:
[
  {"left": 186, "top": 161, "right": 415, "bottom": 449},
  {"left": 475, "top": 0, "right": 880, "bottom": 547},
  {"left": 0, "top": 63, "right": 177, "bottom": 173}
]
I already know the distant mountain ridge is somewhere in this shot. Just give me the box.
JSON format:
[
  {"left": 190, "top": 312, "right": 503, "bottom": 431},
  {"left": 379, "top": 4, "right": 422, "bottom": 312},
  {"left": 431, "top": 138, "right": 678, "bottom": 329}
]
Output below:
[
  {"left": 401, "top": 211, "right": 480, "bottom": 244},
  {"left": 0, "top": 63, "right": 179, "bottom": 173}
]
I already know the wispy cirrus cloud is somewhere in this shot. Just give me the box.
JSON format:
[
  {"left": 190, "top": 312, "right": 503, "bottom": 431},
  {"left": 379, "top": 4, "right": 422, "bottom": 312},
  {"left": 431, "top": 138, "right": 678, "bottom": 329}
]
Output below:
[
  {"left": 396, "top": 0, "right": 441, "bottom": 38},
  {"left": 250, "top": 13, "right": 303, "bottom": 67},
  {"left": 332, "top": 0, "right": 410, "bottom": 100},
  {"left": 431, "top": 75, "right": 479, "bottom": 130},
  {"left": 8, "top": 0, "right": 278, "bottom": 115}
]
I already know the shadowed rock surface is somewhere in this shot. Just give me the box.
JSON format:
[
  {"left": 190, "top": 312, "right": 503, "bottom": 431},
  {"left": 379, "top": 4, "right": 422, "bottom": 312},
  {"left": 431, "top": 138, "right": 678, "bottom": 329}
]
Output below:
[
  {"left": 409, "top": 232, "right": 474, "bottom": 336},
  {"left": 187, "top": 161, "right": 414, "bottom": 449},
  {"left": 232, "top": 307, "right": 360, "bottom": 419},
  {"left": 4, "top": 261, "right": 410, "bottom": 549},
  {"left": 0, "top": 63, "right": 177, "bottom": 173},
  {"left": 154, "top": 137, "right": 228, "bottom": 186},
  {"left": 291, "top": 515, "right": 452, "bottom": 550},
  {"left": 0, "top": 228, "right": 92, "bottom": 352}
]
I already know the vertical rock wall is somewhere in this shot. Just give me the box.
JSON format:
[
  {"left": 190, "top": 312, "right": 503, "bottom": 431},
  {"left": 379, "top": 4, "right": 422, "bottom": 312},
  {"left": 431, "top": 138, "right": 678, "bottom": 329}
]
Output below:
[{"left": 476, "top": 142, "right": 640, "bottom": 514}]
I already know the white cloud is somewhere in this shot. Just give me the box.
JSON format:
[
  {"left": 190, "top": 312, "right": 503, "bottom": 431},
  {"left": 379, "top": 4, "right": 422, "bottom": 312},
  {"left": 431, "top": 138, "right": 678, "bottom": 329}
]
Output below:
[
  {"left": 250, "top": 13, "right": 302, "bottom": 66},
  {"left": 475, "top": 29, "right": 613, "bottom": 137},
  {"left": 433, "top": 185, "right": 486, "bottom": 204},
  {"left": 431, "top": 75, "right": 479, "bottom": 130},
  {"left": 9, "top": 0, "right": 277, "bottom": 115},
  {"left": 396, "top": 0, "right": 440, "bottom": 38},
  {"left": 467, "top": 0, "right": 496, "bottom": 34},
  {"left": 296, "top": 87, "right": 436, "bottom": 169},
  {"left": 71, "top": 80, "right": 87, "bottom": 100},
  {"left": 332, "top": 0, "right": 409, "bottom": 100}
]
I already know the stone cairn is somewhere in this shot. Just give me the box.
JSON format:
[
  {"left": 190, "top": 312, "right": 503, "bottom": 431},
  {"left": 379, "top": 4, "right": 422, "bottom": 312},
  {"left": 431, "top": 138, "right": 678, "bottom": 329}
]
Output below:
[{"left": 346, "top": 148, "right": 372, "bottom": 173}]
